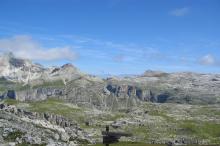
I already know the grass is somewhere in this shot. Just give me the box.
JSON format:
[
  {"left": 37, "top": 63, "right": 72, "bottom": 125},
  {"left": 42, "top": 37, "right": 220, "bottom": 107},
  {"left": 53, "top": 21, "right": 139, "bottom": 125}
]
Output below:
[
  {"left": 180, "top": 120, "right": 220, "bottom": 137},
  {"left": 72, "top": 137, "right": 90, "bottom": 145},
  {"left": 126, "top": 126, "right": 150, "bottom": 141},
  {"left": 0, "top": 87, "right": 6, "bottom": 92},
  {"left": 26, "top": 98, "right": 86, "bottom": 124},
  {"left": 0, "top": 83, "right": 30, "bottom": 92},
  {"left": 0, "top": 78, "right": 64, "bottom": 92},
  {"left": 27, "top": 98, "right": 81, "bottom": 116},
  {"left": 2, "top": 98, "right": 87, "bottom": 128},
  {"left": 105, "top": 113, "right": 126, "bottom": 121},
  {"left": 15, "top": 84, "right": 31, "bottom": 91},
  {"left": 0, "top": 77, "right": 13, "bottom": 84},
  {"left": 90, "top": 142, "right": 165, "bottom": 146},
  {"left": 179, "top": 120, "right": 198, "bottom": 135},
  {"left": 32, "top": 80, "right": 65, "bottom": 89},
  {"left": 178, "top": 120, "right": 220, "bottom": 143},
  {"left": 16, "top": 143, "right": 46, "bottom": 146},
  {"left": 0, "top": 77, "right": 14, "bottom": 91},
  {"left": 3, "top": 130, "right": 24, "bottom": 141},
  {"left": 194, "top": 106, "right": 220, "bottom": 117},
  {"left": 148, "top": 109, "right": 175, "bottom": 122},
  {"left": 27, "top": 98, "right": 95, "bottom": 132},
  {"left": 0, "top": 77, "right": 31, "bottom": 91},
  {"left": 3, "top": 98, "right": 20, "bottom": 105},
  {"left": 1, "top": 90, "right": 220, "bottom": 145}
]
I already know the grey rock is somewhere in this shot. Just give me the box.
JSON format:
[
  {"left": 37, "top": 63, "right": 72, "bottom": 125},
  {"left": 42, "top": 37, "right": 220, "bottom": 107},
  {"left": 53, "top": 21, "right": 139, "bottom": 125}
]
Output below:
[
  {"left": 60, "top": 132, "right": 70, "bottom": 142},
  {"left": 1, "top": 54, "right": 220, "bottom": 108},
  {"left": 53, "top": 133, "right": 60, "bottom": 141},
  {"left": 8, "top": 142, "right": 16, "bottom": 146}
]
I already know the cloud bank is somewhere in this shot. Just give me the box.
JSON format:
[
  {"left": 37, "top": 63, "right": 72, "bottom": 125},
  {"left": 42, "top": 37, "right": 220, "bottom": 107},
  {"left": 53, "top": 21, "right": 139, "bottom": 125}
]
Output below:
[
  {"left": 0, "top": 35, "right": 77, "bottom": 61},
  {"left": 199, "top": 54, "right": 219, "bottom": 66}
]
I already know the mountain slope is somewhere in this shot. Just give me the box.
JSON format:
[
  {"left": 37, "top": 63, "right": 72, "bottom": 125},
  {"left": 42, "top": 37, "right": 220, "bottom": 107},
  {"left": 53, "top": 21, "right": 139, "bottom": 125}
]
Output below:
[
  {"left": 0, "top": 53, "right": 220, "bottom": 107},
  {"left": 0, "top": 54, "right": 220, "bottom": 145}
]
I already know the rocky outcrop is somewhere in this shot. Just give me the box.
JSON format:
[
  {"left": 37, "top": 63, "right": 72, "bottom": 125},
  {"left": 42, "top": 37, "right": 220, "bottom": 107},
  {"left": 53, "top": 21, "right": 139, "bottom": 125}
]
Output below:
[
  {"left": 0, "top": 90, "right": 16, "bottom": 100},
  {"left": 1, "top": 54, "right": 220, "bottom": 108},
  {"left": 0, "top": 88, "right": 65, "bottom": 101},
  {"left": 0, "top": 103, "right": 76, "bottom": 128},
  {"left": 105, "top": 84, "right": 152, "bottom": 101},
  {"left": 6, "top": 90, "right": 16, "bottom": 99},
  {"left": 104, "top": 84, "right": 185, "bottom": 104},
  {"left": 16, "top": 88, "right": 65, "bottom": 101},
  {"left": 0, "top": 103, "right": 92, "bottom": 145},
  {"left": 0, "top": 53, "right": 82, "bottom": 84}
]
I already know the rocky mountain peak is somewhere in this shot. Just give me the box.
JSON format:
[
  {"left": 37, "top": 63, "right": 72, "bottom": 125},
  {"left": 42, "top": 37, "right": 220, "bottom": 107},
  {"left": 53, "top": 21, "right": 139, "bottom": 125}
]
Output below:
[
  {"left": 60, "top": 63, "right": 78, "bottom": 73},
  {"left": 61, "top": 63, "right": 74, "bottom": 69},
  {"left": 0, "top": 52, "right": 35, "bottom": 68},
  {"left": 0, "top": 53, "right": 46, "bottom": 82},
  {"left": 0, "top": 53, "right": 83, "bottom": 83},
  {"left": 142, "top": 70, "right": 168, "bottom": 77}
]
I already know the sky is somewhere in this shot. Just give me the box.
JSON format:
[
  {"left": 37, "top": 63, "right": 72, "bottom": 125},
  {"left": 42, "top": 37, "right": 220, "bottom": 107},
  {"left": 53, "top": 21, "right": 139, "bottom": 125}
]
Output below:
[{"left": 0, "top": 0, "right": 220, "bottom": 75}]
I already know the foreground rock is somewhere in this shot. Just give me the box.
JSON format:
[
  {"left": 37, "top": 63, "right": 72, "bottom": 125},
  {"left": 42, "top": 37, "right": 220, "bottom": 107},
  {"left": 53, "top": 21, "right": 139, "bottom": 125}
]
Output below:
[{"left": 0, "top": 103, "right": 92, "bottom": 145}]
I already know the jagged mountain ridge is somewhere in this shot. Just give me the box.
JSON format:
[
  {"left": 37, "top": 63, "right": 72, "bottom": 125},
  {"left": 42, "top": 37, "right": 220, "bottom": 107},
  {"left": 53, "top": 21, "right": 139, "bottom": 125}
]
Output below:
[
  {"left": 0, "top": 53, "right": 84, "bottom": 84},
  {"left": 0, "top": 53, "right": 220, "bottom": 108}
]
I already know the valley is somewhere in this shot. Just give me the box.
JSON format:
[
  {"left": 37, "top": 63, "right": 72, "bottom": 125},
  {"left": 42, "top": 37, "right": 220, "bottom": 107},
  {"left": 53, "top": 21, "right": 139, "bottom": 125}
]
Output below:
[{"left": 0, "top": 54, "right": 220, "bottom": 145}]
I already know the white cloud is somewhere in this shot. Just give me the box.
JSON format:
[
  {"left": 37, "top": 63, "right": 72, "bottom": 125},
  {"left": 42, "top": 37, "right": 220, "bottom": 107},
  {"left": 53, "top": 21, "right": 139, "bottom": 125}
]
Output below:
[
  {"left": 0, "top": 35, "right": 77, "bottom": 61},
  {"left": 170, "top": 7, "right": 189, "bottom": 16},
  {"left": 199, "top": 54, "right": 216, "bottom": 66}
]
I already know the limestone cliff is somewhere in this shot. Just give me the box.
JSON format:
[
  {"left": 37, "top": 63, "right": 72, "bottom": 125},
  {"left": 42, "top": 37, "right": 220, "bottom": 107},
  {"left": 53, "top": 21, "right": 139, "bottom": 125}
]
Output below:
[{"left": 0, "top": 54, "right": 220, "bottom": 110}]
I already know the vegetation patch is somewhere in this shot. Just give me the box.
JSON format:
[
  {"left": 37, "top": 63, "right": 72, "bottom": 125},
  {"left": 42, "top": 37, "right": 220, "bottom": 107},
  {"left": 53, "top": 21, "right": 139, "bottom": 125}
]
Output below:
[
  {"left": 15, "top": 84, "right": 31, "bottom": 91},
  {"left": 90, "top": 142, "right": 165, "bottom": 146},
  {"left": 107, "top": 113, "right": 126, "bottom": 121},
  {"left": 33, "top": 80, "right": 65, "bottom": 89},
  {"left": 195, "top": 106, "right": 220, "bottom": 117},
  {"left": 178, "top": 120, "right": 220, "bottom": 143},
  {"left": 27, "top": 98, "right": 85, "bottom": 123},
  {"left": 3, "top": 130, "right": 24, "bottom": 141},
  {"left": 72, "top": 137, "right": 90, "bottom": 144},
  {"left": 16, "top": 143, "right": 46, "bottom": 146},
  {"left": 124, "top": 125, "right": 150, "bottom": 141},
  {"left": 0, "top": 77, "right": 15, "bottom": 91},
  {"left": 148, "top": 110, "right": 175, "bottom": 122},
  {"left": 3, "top": 98, "right": 20, "bottom": 105},
  {"left": 28, "top": 98, "right": 80, "bottom": 115}
]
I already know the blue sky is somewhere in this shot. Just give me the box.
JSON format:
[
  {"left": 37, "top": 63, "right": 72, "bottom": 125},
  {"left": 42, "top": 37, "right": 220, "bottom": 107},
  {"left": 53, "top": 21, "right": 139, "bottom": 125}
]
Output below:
[{"left": 0, "top": 0, "right": 220, "bottom": 75}]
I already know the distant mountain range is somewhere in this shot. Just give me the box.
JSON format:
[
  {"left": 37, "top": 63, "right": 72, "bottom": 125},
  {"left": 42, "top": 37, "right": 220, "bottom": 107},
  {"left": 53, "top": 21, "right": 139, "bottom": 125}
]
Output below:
[
  {"left": 0, "top": 53, "right": 220, "bottom": 107},
  {"left": 1, "top": 53, "right": 220, "bottom": 145}
]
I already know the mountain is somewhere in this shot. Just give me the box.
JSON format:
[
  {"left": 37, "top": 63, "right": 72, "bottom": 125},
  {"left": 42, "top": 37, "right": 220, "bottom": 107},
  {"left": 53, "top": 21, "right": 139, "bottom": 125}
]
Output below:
[
  {"left": 0, "top": 54, "right": 220, "bottom": 145},
  {"left": 0, "top": 52, "right": 83, "bottom": 84},
  {"left": 0, "top": 53, "right": 220, "bottom": 106}
]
